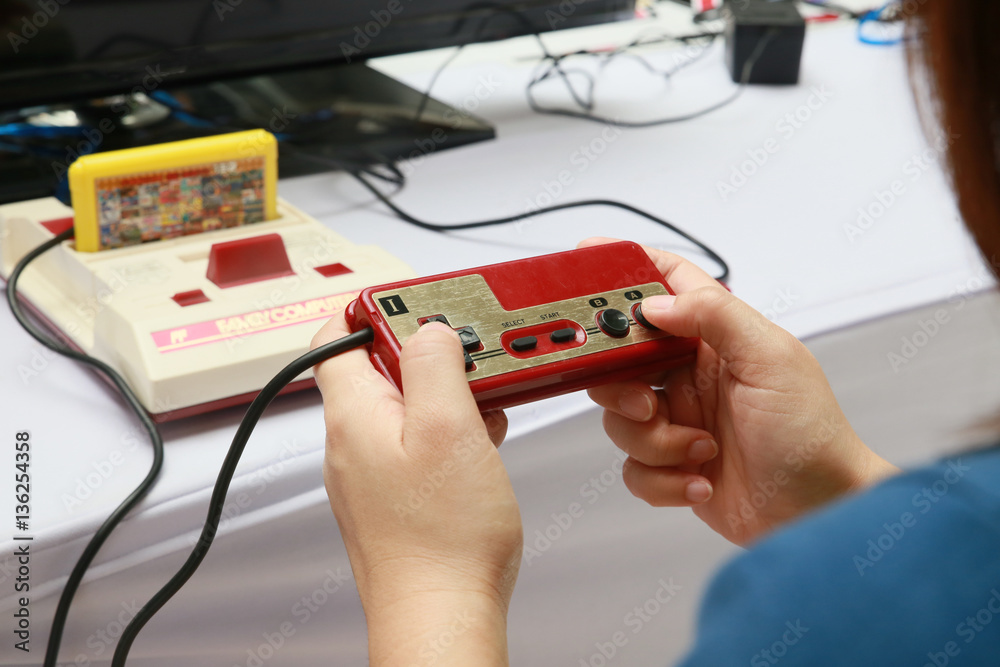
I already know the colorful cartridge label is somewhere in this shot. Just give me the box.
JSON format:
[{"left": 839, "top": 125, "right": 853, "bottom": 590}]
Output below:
[{"left": 95, "top": 157, "right": 266, "bottom": 249}]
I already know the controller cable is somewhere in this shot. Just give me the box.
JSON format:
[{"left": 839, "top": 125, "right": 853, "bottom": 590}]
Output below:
[
  {"left": 6, "top": 228, "right": 375, "bottom": 666},
  {"left": 6, "top": 228, "right": 162, "bottom": 667},
  {"left": 351, "top": 167, "right": 731, "bottom": 282},
  {"left": 295, "top": 145, "right": 729, "bottom": 282},
  {"left": 110, "top": 327, "right": 373, "bottom": 666},
  {"left": 281, "top": 145, "right": 729, "bottom": 282}
]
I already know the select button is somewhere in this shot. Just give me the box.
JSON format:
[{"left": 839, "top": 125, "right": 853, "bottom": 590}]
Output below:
[{"left": 511, "top": 336, "right": 537, "bottom": 352}]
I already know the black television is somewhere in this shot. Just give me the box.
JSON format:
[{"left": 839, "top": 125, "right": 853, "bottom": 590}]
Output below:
[{"left": 0, "top": 0, "right": 635, "bottom": 203}]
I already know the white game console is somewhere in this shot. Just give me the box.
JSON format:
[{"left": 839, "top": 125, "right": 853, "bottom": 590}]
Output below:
[{"left": 0, "top": 196, "right": 415, "bottom": 420}]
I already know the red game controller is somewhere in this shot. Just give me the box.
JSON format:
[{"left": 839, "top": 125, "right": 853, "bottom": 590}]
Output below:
[{"left": 345, "top": 241, "right": 699, "bottom": 411}]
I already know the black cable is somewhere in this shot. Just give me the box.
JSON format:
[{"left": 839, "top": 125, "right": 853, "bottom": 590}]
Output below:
[
  {"left": 414, "top": 44, "right": 468, "bottom": 122},
  {"left": 410, "top": 2, "right": 551, "bottom": 122},
  {"left": 405, "top": 23, "right": 724, "bottom": 130},
  {"left": 537, "top": 30, "right": 721, "bottom": 98},
  {"left": 4, "top": 228, "right": 165, "bottom": 667},
  {"left": 409, "top": 3, "right": 596, "bottom": 119},
  {"left": 277, "top": 142, "right": 407, "bottom": 193},
  {"left": 344, "top": 169, "right": 730, "bottom": 283},
  {"left": 527, "top": 28, "right": 777, "bottom": 128},
  {"left": 111, "top": 326, "right": 374, "bottom": 667}
]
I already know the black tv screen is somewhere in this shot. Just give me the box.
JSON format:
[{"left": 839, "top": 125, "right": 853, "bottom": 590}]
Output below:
[{"left": 0, "top": 0, "right": 634, "bottom": 110}]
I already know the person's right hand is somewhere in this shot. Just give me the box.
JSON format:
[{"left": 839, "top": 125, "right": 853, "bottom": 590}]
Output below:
[{"left": 582, "top": 238, "right": 899, "bottom": 546}]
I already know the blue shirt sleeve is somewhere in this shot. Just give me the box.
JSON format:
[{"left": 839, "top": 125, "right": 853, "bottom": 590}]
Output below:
[{"left": 677, "top": 450, "right": 1000, "bottom": 666}]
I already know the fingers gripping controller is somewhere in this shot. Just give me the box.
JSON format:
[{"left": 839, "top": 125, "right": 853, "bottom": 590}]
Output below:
[{"left": 345, "top": 241, "right": 699, "bottom": 411}]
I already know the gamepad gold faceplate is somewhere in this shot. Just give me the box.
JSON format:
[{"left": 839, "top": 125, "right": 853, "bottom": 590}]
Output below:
[{"left": 371, "top": 274, "right": 671, "bottom": 380}]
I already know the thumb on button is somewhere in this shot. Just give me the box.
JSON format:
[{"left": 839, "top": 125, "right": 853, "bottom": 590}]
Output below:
[{"left": 639, "top": 288, "right": 779, "bottom": 371}]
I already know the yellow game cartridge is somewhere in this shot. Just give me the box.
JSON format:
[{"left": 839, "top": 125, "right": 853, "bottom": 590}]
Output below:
[{"left": 69, "top": 130, "right": 278, "bottom": 252}]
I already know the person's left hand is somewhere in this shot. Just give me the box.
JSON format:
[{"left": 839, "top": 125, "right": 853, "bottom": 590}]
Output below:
[{"left": 312, "top": 315, "right": 522, "bottom": 666}]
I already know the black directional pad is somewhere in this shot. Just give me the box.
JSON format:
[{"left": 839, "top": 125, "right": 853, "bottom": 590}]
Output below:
[
  {"left": 456, "top": 326, "right": 481, "bottom": 352},
  {"left": 464, "top": 350, "right": 474, "bottom": 372},
  {"left": 420, "top": 314, "right": 451, "bottom": 326}
]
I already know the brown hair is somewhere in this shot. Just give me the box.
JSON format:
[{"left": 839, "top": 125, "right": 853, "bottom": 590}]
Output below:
[{"left": 909, "top": 1, "right": 1000, "bottom": 275}]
